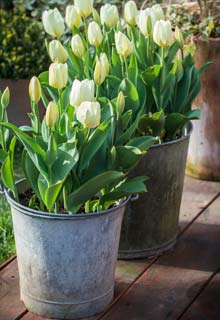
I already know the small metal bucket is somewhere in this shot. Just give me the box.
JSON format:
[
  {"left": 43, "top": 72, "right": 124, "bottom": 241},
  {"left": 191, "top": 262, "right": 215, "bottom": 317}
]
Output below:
[
  {"left": 6, "top": 180, "right": 128, "bottom": 319},
  {"left": 118, "top": 123, "right": 192, "bottom": 259}
]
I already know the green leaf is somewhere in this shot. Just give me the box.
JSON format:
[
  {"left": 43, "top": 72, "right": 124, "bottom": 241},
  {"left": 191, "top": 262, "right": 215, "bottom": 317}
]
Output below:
[
  {"left": 23, "top": 152, "right": 41, "bottom": 201},
  {"left": 66, "top": 171, "right": 124, "bottom": 212},
  {"left": 142, "top": 65, "right": 161, "bottom": 85},
  {"left": 0, "top": 149, "right": 8, "bottom": 163},
  {"left": 114, "top": 146, "right": 145, "bottom": 172},
  {"left": 126, "top": 136, "right": 157, "bottom": 151},
  {"left": 1, "top": 156, "right": 15, "bottom": 194},
  {"left": 52, "top": 143, "right": 78, "bottom": 183},
  {"left": 80, "top": 119, "right": 110, "bottom": 171},
  {"left": 45, "top": 180, "right": 64, "bottom": 212},
  {"left": 100, "top": 176, "right": 147, "bottom": 206},
  {"left": 138, "top": 110, "right": 165, "bottom": 137},
  {"left": 119, "top": 78, "right": 140, "bottom": 112},
  {"left": 165, "top": 110, "right": 200, "bottom": 138}
]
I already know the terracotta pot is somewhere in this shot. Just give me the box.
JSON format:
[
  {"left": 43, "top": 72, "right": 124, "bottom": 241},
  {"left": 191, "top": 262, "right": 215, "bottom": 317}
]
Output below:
[
  {"left": 186, "top": 37, "right": 220, "bottom": 181},
  {"left": 0, "top": 79, "right": 44, "bottom": 126}
]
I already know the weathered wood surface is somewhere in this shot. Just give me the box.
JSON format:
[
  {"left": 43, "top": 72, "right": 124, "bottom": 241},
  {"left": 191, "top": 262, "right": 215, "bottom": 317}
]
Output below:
[
  {"left": 100, "top": 196, "right": 220, "bottom": 320},
  {"left": 0, "top": 177, "right": 220, "bottom": 320},
  {"left": 181, "top": 273, "right": 220, "bottom": 320}
]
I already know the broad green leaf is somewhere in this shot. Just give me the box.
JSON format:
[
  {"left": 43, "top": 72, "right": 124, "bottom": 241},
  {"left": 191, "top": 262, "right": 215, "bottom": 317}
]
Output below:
[
  {"left": 114, "top": 146, "right": 145, "bottom": 172},
  {"left": 67, "top": 171, "right": 124, "bottom": 212},
  {"left": 38, "top": 174, "right": 48, "bottom": 204},
  {"left": 165, "top": 110, "right": 200, "bottom": 139},
  {"left": 80, "top": 119, "right": 110, "bottom": 171},
  {"left": 23, "top": 153, "right": 41, "bottom": 200},
  {"left": 119, "top": 78, "right": 140, "bottom": 112},
  {"left": 142, "top": 65, "right": 161, "bottom": 85},
  {"left": 45, "top": 180, "right": 64, "bottom": 212},
  {"left": 0, "top": 149, "right": 8, "bottom": 163},
  {"left": 126, "top": 136, "right": 157, "bottom": 151},
  {"left": 1, "top": 156, "right": 15, "bottom": 194},
  {"left": 138, "top": 110, "right": 165, "bottom": 137},
  {"left": 100, "top": 176, "right": 147, "bottom": 206}
]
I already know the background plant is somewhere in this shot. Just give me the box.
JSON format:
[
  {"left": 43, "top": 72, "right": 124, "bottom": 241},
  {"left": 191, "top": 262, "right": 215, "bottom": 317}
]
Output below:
[
  {"left": 167, "top": 1, "right": 220, "bottom": 40},
  {"left": 0, "top": 7, "right": 49, "bottom": 79}
]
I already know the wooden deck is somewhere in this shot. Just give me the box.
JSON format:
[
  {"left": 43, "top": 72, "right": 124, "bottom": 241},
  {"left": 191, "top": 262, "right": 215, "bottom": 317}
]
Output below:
[{"left": 1, "top": 176, "right": 220, "bottom": 320}]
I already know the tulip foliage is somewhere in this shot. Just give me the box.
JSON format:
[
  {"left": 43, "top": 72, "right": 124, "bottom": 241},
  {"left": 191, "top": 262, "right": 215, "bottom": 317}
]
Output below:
[{"left": 0, "top": 1, "right": 207, "bottom": 214}]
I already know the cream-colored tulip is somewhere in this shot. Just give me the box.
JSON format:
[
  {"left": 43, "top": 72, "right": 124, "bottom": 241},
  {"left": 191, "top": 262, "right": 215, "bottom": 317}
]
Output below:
[
  {"left": 124, "top": 1, "right": 138, "bottom": 27},
  {"left": 70, "top": 79, "right": 95, "bottom": 107},
  {"left": 49, "top": 63, "right": 68, "bottom": 89},
  {"left": 175, "top": 26, "right": 184, "bottom": 48},
  {"left": 138, "top": 8, "right": 156, "bottom": 38},
  {"left": 65, "top": 5, "right": 82, "bottom": 29},
  {"left": 151, "top": 4, "right": 164, "bottom": 21},
  {"left": 94, "top": 59, "right": 105, "bottom": 86},
  {"left": 71, "top": 34, "right": 85, "bottom": 58},
  {"left": 153, "top": 20, "right": 174, "bottom": 48},
  {"left": 1, "top": 87, "right": 10, "bottom": 109},
  {"left": 29, "top": 76, "right": 41, "bottom": 103},
  {"left": 49, "top": 40, "right": 67, "bottom": 63},
  {"left": 42, "top": 8, "right": 65, "bottom": 38},
  {"left": 115, "top": 32, "right": 133, "bottom": 57},
  {"left": 76, "top": 101, "right": 101, "bottom": 128},
  {"left": 100, "top": 53, "right": 110, "bottom": 76},
  {"left": 88, "top": 21, "right": 103, "bottom": 47},
  {"left": 74, "top": 0, "right": 93, "bottom": 19},
  {"left": 100, "top": 4, "right": 119, "bottom": 28},
  {"left": 46, "top": 101, "right": 59, "bottom": 128}
]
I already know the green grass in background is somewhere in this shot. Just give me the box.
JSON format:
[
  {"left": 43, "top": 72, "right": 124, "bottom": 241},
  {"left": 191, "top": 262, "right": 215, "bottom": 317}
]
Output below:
[{"left": 0, "top": 143, "right": 23, "bottom": 264}]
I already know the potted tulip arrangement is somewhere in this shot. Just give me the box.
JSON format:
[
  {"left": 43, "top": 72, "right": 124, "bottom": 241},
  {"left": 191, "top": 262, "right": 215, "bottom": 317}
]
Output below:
[
  {"left": 167, "top": 1, "right": 220, "bottom": 181},
  {"left": 38, "top": 0, "right": 206, "bottom": 260},
  {"left": 0, "top": 2, "right": 157, "bottom": 319}
]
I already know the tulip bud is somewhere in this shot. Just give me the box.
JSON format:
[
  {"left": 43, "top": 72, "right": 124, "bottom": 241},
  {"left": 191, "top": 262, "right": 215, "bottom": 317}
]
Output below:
[
  {"left": 65, "top": 5, "right": 82, "bottom": 29},
  {"left": 138, "top": 8, "right": 157, "bottom": 38},
  {"left": 100, "top": 4, "right": 119, "bottom": 28},
  {"left": 175, "top": 26, "right": 184, "bottom": 48},
  {"left": 70, "top": 79, "right": 95, "bottom": 107},
  {"left": 151, "top": 4, "right": 164, "bottom": 21},
  {"left": 49, "top": 63, "right": 68, "bottom": 89},
  {"left": 175, "top": 50, "right": 183, "bottom": 81},
  {"left": 1, "top": 87, "right": 10, "bottom": 110},
  {"left": 153, "top": 20, "right": 174, "bottom": 48},
  {"left": 88, "top": 21, "right": 103, "bottom": 47},
  {"left": 49, "top": 40, "right": 67, "bottom": 63},
  {"left": 76, "top": 101, "right": 101, "bottom": 128},
  {"left": 100, "top": 53, "right": 110, "bottom": 76},
  {"left": 116, "top": 91, "right": 125, "bottom": 117},
  {"left": 71, "top": 34, "right": 85, "bottom": 58},
  {"left": 115, "top": 32, "right": 133, "bottom": 58},
  {"left": 94, "top": 59, "right": 106, "bottom": 86},
  {"left": 92, "top": 8, "right": 101, "bottom": 25},
  {"left": 46, "top": 101, "right": 59, "bottom": 128},
  {"left": 29, "top": 77, "right": 41, "bottom": 103},
  {"left": 42, "top": 8, "right": 65, "bottom": 39},
  {"left": 124, "top": 1, "right": 138, "bottom": 27},
  {"left": 74, "top": 0, "right": 94, "bottom": 19}
]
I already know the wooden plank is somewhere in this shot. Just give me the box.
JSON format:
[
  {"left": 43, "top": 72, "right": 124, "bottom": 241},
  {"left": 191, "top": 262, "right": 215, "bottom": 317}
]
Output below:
[
  {"left": 0, "top": 260, "right": 26, "bottom": 320},
  {"left": 100, "top": 196, "right": 220, "bottom": 320},
  {"left": 179, "top": 176, "right": 220, "bottom": 224},
  {"left": 1, "top": 177, "right": 219, "bottom": 320},
  {"left": 180, "top": 273, "right": 220, "bottom": 320}
]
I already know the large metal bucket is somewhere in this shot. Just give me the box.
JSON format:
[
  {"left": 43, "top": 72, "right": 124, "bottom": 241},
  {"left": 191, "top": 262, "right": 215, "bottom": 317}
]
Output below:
[
  {"left": 186, "top": 38, "right": 220, "bottom": 181},
  {"left": 118, "top": 124, "right": 192, "bottom": 259},
  {"left": 6, "top": 180, "right": 127, "bottom": 319}
]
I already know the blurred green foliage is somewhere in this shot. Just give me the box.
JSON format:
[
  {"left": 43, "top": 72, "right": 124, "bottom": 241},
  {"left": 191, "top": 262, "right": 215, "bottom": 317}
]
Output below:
[
  {"left": 167, "top": 1, "right": 220, "bottom": 40},
  {"left": 0, "top": 7, "right": 49, "bottom": 79}
]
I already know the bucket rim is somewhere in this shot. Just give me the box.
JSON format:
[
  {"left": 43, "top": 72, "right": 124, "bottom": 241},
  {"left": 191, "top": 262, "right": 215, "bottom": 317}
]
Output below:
[
  {"left": 5, "top": 179, "right": 130, "bottom": 220},
  {"left": 151, "top": 121, "right": 193, "bottom": 149}
]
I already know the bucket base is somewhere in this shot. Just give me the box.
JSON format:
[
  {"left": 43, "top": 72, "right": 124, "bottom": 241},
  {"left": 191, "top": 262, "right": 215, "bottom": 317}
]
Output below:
[
  {"left": 21, "top": 288, "right": 113, "bottom": 320},
  {"left": 118, "top": 238, "right": 176, "bottom": 260}
]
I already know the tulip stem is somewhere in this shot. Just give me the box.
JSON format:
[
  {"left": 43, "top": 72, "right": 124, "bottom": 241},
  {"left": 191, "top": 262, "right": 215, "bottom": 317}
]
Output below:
[
  {"left": 124, "top": 57, "right": 129, "bottom": 79},
  {"left": 161, "top": 47, "right": 165, "bottom": 67},
  {"left": 96, "top": 85, "right": 100, "bottom": 100}
]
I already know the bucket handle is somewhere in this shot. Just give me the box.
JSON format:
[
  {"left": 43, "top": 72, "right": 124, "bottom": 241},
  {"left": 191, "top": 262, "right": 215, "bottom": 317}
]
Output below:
[{"left": 130, "top": 194, "right": 139, "bottom": 202}]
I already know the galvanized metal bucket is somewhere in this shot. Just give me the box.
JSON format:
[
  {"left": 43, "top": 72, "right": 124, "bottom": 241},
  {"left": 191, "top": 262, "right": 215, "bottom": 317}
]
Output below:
[
  {"left": 6, "top": 180, "right": 128, "bottom": 319},
  {"left": 118, "top": 123, "right": 192, "bottom": 259}
]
